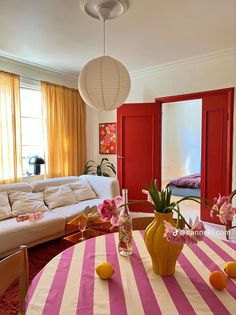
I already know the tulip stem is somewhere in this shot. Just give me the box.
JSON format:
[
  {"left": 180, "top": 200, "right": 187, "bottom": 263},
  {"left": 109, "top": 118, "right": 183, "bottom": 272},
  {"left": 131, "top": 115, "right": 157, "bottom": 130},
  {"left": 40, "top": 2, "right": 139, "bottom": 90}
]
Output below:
[{"left": 172, "top": 207, "right": 191, "bottom": 229}]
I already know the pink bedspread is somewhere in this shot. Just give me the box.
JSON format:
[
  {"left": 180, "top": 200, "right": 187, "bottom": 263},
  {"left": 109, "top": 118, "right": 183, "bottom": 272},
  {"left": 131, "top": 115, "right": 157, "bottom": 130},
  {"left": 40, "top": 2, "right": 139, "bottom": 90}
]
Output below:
[{"left": 169, "top": 173, "right": 201, "bottom": 189}]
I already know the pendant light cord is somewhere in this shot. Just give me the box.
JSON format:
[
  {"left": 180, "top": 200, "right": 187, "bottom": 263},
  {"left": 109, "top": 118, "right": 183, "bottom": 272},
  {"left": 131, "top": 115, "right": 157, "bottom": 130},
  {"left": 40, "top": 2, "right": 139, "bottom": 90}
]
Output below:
[{"left": 103, "top": 20, "right": 106, "bottom": 56}]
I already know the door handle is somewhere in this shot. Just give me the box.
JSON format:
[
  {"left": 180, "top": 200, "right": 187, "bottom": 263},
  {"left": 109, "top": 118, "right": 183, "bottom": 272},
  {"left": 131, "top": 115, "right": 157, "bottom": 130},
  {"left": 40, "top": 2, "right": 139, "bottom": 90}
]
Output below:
[{"left": 117, "top": 155, "right": 124, "bottom": 159}]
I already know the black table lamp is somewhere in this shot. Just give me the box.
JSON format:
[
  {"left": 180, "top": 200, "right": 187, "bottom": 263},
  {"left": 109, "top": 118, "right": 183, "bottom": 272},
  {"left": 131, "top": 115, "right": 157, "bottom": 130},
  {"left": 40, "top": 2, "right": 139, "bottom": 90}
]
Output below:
[{"left": 29, "top": 156, "right": 45, "bottom": 175}]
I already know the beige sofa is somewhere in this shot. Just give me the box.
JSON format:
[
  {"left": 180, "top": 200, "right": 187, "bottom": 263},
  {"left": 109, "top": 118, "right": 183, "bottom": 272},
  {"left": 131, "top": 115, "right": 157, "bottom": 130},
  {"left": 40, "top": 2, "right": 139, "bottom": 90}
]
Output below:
[{"left": 0, "top": 175, "right": 120, "bottom": 258}]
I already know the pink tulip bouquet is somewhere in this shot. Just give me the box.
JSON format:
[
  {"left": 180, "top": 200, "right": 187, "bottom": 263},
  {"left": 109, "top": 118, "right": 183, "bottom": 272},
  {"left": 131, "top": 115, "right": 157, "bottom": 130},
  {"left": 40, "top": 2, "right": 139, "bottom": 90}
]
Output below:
[
  {"left": 142, "top": 181, "right": 205, "bottom": 245},
  {"left": 97, "top": 180, "right": 236, "bottom": 243},
  {"left": 143, "top": 181, "right": 236, "bottom": 244}
]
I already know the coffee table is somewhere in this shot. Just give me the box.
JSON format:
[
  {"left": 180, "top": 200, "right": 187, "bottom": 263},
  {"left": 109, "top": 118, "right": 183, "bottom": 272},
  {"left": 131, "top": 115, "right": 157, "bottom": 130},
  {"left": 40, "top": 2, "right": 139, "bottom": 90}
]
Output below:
[{"left": 64, "top": 214, "right": 118, "bottom": 244}]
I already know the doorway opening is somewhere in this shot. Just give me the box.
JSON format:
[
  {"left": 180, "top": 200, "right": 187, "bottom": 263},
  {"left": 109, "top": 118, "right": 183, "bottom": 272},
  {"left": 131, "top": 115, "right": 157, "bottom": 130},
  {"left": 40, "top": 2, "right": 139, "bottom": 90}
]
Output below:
[
  {"left": 156, "top": 87, "right": 233, "bottom": 223},
  {"left": 162, "top": 99, "right": 202, "bottom": 220}
]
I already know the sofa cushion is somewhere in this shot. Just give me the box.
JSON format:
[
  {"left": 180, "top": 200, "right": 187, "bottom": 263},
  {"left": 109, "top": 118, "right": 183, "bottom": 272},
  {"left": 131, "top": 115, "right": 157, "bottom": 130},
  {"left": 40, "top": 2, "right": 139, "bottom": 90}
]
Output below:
[
  {"left": 44, "top": 185, "right": 77, "bottom": 210},
  {"left": 32, "top": 176, "right": 80, "bottom": 192},
  {"left": 69, "top": 178, "right": 96, "bottom": 201},
  {"left": 0, "top": 182, "right": 32, "bottom": 193},
  {"left": 0, "top": 212, "right": 65, "bottom": 256},
  {"left": 79, "top": 175, "right": 120, "bottom": 199},
  {"left": 51, "top": 198, "right": 103, "bottom": 222},
  {"left": 8, "top": 191, "right": 48, "bottom": 216},
  {"left": 0, "top": 192, "right": 12, "bottom": 220}
]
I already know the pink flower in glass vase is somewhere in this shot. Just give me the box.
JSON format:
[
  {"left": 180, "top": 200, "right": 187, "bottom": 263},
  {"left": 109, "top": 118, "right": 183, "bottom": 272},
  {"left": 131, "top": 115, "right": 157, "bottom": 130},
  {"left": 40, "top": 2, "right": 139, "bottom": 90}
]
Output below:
[{"left": 97, "top": 196, "right": 123, "bottom": 226}]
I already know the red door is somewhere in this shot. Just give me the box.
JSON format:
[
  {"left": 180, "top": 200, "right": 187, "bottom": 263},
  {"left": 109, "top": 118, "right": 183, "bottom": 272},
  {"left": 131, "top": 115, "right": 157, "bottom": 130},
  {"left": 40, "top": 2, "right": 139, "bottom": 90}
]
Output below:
[
  {"left": 117, "top": 103, "right": 161, "bottom": 212},
  {"left": 201, "top": 89, "right": 234, "bottom": 223}
]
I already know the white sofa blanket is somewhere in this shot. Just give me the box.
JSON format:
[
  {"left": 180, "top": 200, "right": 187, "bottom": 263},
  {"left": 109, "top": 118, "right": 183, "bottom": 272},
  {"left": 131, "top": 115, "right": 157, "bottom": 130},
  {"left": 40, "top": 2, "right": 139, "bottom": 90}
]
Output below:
[{"left": 0, "top": 175, "right": 120, "bottom": 257}]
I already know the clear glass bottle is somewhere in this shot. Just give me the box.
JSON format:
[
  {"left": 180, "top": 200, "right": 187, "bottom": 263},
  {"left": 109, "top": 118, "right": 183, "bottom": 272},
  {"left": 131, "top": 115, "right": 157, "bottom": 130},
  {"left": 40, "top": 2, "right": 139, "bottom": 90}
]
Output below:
[{"left": 118, "top": 188, "right": 132, "bottom": 256}]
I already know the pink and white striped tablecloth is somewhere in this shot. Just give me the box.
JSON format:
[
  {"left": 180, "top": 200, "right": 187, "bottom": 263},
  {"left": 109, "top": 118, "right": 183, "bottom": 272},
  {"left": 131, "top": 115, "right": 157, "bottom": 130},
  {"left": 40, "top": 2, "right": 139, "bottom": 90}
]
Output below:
[{"left": 25, "top": 231, "right": 236, "bottom": 315}]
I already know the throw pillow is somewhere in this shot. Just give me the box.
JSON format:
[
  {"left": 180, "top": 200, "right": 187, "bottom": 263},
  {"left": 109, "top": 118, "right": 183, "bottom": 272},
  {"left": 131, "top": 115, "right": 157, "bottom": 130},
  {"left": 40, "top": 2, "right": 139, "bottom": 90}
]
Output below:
[
  {"left": 69, "top": 178, "right": 96, "bottom": 201},
  {"left": 0, "top": 192, "right": 12, "bottom": 220},
  {"left": 43, "top": 185, "right": 77, "bottom": 210},
  {"left": 8, "top": 191, "right": 49, "bottom": 216}
]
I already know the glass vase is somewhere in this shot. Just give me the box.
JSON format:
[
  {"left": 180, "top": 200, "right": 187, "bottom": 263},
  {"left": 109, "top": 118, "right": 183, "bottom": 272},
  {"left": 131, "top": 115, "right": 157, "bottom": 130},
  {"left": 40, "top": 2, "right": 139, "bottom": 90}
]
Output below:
[{"left": 118, "top": 189, "right": 132, "bottom": 256}]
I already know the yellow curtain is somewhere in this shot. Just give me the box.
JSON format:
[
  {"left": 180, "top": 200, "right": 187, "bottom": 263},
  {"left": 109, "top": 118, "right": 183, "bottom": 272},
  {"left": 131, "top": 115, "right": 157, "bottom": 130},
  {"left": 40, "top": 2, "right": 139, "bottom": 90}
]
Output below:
[
  {"left": 0, "top": 71, "right": 22, "bottom": 184},
  {"left": 41, "top": 81, "right": 87, "bottom": 178}
]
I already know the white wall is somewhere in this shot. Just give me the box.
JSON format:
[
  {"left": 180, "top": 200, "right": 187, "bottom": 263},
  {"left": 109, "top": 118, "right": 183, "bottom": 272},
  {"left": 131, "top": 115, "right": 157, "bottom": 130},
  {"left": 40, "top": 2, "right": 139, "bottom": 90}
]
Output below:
[
  {"left": 86, "top": 107, "right": 117, "bottom": 167},
  {"left": 87, "top": 49, "right": 236, "bottom": 189},
  {"left": 162, "top": 100, "right": 202, "bottom": 181}
]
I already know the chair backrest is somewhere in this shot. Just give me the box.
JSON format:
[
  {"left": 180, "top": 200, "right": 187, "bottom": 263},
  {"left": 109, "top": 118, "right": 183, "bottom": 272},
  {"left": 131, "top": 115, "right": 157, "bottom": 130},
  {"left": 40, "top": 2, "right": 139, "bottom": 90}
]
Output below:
[
  {"left": 132, "top": 216, "right": 154, "bottom": 230},
  {"left": 0, "top": 245, "right": 29, "bottom": 314}
]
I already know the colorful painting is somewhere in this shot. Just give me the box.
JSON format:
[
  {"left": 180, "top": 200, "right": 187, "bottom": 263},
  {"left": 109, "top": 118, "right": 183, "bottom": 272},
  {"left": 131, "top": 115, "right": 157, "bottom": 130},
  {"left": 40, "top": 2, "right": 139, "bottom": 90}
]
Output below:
[{"left": 99, "top": 123, "right": 116, "bottom": 154}]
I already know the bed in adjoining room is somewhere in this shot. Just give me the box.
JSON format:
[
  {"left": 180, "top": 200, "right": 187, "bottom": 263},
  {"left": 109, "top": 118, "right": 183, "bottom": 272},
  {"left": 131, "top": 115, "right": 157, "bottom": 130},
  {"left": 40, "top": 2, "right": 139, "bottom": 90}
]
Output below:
[{"left": 167, "top": 173, "right": 201, "bottom": 197}]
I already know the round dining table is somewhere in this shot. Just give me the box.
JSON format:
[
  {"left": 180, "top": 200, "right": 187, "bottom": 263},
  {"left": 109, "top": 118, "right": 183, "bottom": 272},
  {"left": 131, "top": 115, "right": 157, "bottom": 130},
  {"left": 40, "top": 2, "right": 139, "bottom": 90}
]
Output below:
[{"left": 25, "top": 231, "right": 236, "bottom": 315}]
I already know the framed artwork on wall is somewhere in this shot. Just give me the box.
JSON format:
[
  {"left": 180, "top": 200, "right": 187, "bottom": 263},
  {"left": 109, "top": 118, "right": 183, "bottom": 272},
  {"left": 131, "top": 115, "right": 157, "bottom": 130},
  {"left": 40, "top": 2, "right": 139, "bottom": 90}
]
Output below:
[{"left": 99, "top": 123, "right": 116, "bottom": 154}]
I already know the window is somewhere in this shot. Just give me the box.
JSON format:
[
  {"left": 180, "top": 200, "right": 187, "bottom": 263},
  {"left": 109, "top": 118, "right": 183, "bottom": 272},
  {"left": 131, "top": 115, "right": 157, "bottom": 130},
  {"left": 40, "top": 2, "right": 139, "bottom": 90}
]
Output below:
[{"left": 20, "top": 87, "right": 44, "bottom": 176}]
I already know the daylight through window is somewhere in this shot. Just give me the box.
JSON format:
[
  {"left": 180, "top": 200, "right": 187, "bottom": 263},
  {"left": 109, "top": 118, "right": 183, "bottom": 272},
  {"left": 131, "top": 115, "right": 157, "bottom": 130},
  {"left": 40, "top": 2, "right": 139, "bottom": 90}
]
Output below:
[{"left": 20, "top": 87, "right": 44, "bottom": 177}]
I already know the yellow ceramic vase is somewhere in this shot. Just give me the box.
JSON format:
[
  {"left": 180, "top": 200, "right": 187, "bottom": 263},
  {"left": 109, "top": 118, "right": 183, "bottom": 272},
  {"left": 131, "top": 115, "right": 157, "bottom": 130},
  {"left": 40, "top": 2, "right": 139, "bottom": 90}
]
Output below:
[{"left": 144, "top": 211, "right": 183, "bottom": 276}]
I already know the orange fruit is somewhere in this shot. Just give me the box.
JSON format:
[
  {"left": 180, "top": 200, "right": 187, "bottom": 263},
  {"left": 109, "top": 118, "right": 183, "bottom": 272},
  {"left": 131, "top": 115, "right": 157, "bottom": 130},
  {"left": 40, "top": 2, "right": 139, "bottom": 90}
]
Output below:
[
  {"left": 224, "top": 261, "right": 236, "bottom": 278},
  {"left": 209, "top": 271, "right": 228, "bottom": 290}
]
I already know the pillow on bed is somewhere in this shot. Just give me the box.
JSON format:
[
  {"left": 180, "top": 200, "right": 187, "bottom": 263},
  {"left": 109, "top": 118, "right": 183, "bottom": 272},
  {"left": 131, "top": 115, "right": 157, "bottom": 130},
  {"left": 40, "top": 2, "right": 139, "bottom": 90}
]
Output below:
[
  {"left": 169, "top": 173, "right": 200, "bottom": 189},
  {"left": 44, "top": 184, "right": 77, "bottom": 210},
  {"left": 8, "top": 191, "right": 48, "bottom": 216},
  {"left": 0, "top": 192, "right": 12, "bottom": 220}
]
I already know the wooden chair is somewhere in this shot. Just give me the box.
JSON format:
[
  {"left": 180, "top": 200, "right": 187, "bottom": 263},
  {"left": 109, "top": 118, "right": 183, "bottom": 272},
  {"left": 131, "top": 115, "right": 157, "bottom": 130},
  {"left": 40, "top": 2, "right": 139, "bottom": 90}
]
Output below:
[
  {"left": 0, "top": 245, "right": 29, "bottom": 315},
  {"left": 132, "top": 216, "right": 154, "bottom": 230},
  {"left": 226, "top": 190, "right": 236, "bottom": 240}
]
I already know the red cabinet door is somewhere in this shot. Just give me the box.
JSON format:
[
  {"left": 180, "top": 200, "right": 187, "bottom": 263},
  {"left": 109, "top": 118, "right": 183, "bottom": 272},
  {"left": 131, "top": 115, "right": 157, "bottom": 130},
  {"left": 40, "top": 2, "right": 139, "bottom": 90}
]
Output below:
[{"left": 117, "top": 103, "right": 161, "bottom": 212}]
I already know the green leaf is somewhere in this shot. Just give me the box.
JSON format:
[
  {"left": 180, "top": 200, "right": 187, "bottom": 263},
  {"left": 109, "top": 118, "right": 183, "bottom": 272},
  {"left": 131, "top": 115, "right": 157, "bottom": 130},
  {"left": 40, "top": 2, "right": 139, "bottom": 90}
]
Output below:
[
  {"left": 83, "top": 158, "right": 116, "bottom": 177},
  {"left": 97, "top": 165, "right": 102, "bottom": 176},
  {"left": 106, "top": 164, "right": 116, "bottom": 175},
  {"left": 102, "top": 172, "right": 110, "bottom": 177}
]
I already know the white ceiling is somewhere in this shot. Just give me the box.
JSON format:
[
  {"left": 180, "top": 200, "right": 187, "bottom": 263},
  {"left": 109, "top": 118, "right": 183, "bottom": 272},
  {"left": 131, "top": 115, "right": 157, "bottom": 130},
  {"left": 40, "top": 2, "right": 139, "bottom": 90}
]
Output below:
[{"left": 0, "top": 0, "right": 235, "bottom": 76}]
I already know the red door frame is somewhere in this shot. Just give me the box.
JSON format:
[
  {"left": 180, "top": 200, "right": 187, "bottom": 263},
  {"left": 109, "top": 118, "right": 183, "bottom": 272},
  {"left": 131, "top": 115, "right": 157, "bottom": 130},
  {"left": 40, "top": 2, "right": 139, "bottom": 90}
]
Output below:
[{"left": 155, "top": 87, "right": 234, "bottom": 222}]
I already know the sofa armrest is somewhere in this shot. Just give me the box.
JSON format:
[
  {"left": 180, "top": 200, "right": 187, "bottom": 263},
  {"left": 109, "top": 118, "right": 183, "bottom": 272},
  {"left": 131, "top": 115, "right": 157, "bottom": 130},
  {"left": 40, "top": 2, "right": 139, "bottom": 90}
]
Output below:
[{"left": 79, "top": 175, "right": 120, "bottom": 199}]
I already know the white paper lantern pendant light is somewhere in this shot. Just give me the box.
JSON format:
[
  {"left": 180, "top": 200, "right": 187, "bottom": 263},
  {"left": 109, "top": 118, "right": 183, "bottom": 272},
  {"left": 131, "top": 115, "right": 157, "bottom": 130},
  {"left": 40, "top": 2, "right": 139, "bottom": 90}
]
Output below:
[{"left": 79, "top": 0, "right": 130, "bottom": 111}]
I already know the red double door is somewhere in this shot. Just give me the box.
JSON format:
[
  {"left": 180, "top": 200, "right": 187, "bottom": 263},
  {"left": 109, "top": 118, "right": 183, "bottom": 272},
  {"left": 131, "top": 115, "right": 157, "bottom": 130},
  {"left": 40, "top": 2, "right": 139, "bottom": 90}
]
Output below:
[{"left": 117, "top": 88, "right": 234, "bottom": 223}]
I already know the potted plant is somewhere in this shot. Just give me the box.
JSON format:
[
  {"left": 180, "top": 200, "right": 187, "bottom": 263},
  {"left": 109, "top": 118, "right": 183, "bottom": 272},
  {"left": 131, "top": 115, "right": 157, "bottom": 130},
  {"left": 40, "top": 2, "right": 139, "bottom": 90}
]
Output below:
[{"left": 83, "top": 158, "right": 116, "bottom": 177}]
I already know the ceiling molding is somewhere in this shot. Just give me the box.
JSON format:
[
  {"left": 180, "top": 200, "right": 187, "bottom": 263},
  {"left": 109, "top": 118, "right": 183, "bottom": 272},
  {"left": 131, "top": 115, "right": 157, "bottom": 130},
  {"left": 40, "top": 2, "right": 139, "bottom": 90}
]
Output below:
[
  {"left": 0, "top": 51, "right": 78, "bottom": 82},
  {"left": 0, "top": 47, "right": 235, "bottom": 82},
  {"left": 130, "top": 48, "right": 236, "bottom": 78}
]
